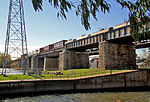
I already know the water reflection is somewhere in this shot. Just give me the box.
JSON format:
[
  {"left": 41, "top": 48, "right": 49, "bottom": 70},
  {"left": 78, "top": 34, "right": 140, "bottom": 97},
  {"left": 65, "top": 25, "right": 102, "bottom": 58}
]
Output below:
[
  {"left": 1, "top": 92, "right": 150, "bottom": 102},
  {"left": 0, "top": 68, "right": 23, "bottom": 75}
]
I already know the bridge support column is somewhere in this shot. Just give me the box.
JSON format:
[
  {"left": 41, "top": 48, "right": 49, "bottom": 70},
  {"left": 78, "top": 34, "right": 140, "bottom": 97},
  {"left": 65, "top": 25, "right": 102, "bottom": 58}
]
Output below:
[
  {"left": 59, "top": 49, "right": 89, "bottom": 70},
  {"left": 38, "top": 57, "right": 44, "bottom": 71},
  {"left": 30, "top": 55, "right": 38, "bottom": 71},
  {"left": 99, "top": 41, "right": 136, "bottom": 70},
  {"left": 43, "top": 57, "right": 59, "bottom": 71},
  {"left": 43, "top": 56, "right": 47, "bottom": 71},
  {"left": 30, "top": 55, "right": 43, "bottom": 72}
]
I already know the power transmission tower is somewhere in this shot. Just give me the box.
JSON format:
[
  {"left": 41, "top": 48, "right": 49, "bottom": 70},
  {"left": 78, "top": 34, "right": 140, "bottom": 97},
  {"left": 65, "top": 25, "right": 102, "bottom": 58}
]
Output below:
[{"left": 1, "top": 0, "right": 29, "bottom": 76}]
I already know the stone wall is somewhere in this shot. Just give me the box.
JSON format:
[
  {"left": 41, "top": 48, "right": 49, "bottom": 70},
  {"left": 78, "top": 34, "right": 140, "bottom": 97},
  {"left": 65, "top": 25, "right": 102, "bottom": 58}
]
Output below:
[
  {"left": 59, "top": 50, "right": 89, "bottom": 70},
  {"left": 38, "top": 58, "right": 44, "bottom": 70},
  {"left": 30, "top": 55, "right": 38, "bottom": 71},
  {"left": 99, "top": 41, "right": 136, "bottom": 70},
  {"left": 44, "top": 57, "right": 59, "bottom": 71},
  {"left": 0, "top": 70, "right": 149, "bottom": 95},
  {"left": 30, "top": 55, "right": 44, "bottom": 72}
]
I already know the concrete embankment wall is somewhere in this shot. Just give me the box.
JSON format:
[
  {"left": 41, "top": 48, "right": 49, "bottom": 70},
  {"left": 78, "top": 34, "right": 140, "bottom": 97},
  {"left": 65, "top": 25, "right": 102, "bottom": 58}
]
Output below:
[{"left": 0, "top": 70, "right": 150, "bottom": 95}]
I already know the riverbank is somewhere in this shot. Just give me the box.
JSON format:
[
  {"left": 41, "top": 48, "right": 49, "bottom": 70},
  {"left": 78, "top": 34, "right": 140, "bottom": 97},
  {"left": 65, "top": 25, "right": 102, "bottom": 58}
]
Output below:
[
  {"left": 1, "top": 88, "right": 150, "bottom": 101},
  {"left": 0, "top": 70, "right": 149, "bottom": 97},
  {"left": 0, "top": 68, "right": 130, "bottom": 81},
  {"left": 0, "top": 68, "right": 23, "bottom": 75}
]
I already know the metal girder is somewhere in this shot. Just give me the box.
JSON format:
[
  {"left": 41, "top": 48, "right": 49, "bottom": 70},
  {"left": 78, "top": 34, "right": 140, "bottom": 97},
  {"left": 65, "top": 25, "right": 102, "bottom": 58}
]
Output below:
[{"left": 1, "top": 0, "right": 29, "bottom": 76}]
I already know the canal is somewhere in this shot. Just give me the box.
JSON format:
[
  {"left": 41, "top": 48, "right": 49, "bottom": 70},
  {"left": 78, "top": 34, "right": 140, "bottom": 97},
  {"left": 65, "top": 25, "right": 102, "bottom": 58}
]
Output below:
[
  {"left": 1, "top": 92, "right": 150, "bottom": 102},
  {"left": 0, "top": 69, "right": 150, "bottom": 102},
  {"left": 0, "top": 68, "right": 23, "bottom": 75}
]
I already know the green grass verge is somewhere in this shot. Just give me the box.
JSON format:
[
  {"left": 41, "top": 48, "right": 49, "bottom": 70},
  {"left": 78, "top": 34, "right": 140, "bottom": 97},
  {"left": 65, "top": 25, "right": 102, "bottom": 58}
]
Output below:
[
  {"left": 0, "top": 68, "right": 131, "bottom": 81},
  {"left": 138, "top": 67, "right": 150, "bottom": 70},
  {"left": 42, "top": 68, "right": 130, "bottom": 79},
  {"left": 0, "top": 75, "right": 36, "bottom": 81}
]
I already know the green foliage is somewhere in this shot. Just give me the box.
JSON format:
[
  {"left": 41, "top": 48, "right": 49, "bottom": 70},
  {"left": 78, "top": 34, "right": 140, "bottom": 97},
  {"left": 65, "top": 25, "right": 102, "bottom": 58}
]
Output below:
[
  {"left": 0, "top": 54, "right": 3, "bottom": 68},
  {"left": 0, "top": 75, "right": 36, "bottom": 81},
  {"left": 42, "top": 68, "right": 129, "bottom": 79},
  {"left": 75, "top": 0, "right": 110, "bottom": 30},
  {"left": 117, "top": 0, "right": 150, "bottom": 41},
  {"left": 0, "top": 68, "right": 129, "bottom": 81},
  {"left": 32, "top": 0, "right": 43, "bottom": 11},
  {"left": 32, "top": 0, "right": 110, "bottom": 30},
  {"left": 136, "top": 57, "right": 145, "bottom": 63},
  {"left": 0, "top": 53, "right": 12, "bottom": 68},
  {"left": 31, "top": 0, "right": 150, "bottom": 41}
]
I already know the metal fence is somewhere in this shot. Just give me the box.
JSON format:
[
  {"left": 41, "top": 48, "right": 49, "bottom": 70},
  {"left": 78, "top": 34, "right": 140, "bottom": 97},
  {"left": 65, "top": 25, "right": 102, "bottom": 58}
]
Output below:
[{"left": 30, "top": 69, "right": 136, "bottom": 80}]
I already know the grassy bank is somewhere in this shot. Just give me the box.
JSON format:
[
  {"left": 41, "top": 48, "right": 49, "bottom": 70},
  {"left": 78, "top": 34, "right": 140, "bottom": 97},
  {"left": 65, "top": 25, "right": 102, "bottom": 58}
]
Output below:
[
  {"left": 138, "top": 67, "right": 150, "bottom": 70},
  {"left": 43, "top": 68, "right": 130, "bottom": 79},
  {"left": 0, "top": 68, "right": 131, "bottom": 81},
  {"left": 0, "top": 75, "right": 36, "bottom": 81}
]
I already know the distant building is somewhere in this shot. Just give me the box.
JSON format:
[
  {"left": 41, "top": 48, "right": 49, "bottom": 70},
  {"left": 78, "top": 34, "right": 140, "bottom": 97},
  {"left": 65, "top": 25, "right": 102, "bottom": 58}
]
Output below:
[
  {"left": 136, "top": 62, "right": 144, "bottom": 68},
  {"left": 89, "top": 55, "right": 99, "bottom": 68}
]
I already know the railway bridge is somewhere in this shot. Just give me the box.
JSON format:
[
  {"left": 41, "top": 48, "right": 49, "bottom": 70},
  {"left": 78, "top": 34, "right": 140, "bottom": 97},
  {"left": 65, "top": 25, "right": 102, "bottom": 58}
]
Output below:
[
  {"left": 29, "top": 21, "right": 150, "bottom": 71},
  {"left": 60, "top": 21, "right": 150, "bottom": 70}
]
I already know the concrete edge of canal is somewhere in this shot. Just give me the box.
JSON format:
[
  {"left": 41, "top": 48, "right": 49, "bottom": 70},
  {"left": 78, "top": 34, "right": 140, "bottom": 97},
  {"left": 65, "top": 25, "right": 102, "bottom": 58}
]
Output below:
[{"left": 0, "top": 70, "right": 150, "bottom": 98}]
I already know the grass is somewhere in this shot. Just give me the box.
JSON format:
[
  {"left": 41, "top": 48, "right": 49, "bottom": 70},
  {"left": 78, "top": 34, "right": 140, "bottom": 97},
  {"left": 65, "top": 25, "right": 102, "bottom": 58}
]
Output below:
[
  {"left": 42, "top": 68, "right": 130, "bottom": 79},
  {"left": 0, "top": 68, "right": 131, "bottom": 81},
  {"left": 0, "top": 75, "right": 36, "bottom": 81},
  {"left": 138, "top": 67, "right": 150, "bottom": 70}
]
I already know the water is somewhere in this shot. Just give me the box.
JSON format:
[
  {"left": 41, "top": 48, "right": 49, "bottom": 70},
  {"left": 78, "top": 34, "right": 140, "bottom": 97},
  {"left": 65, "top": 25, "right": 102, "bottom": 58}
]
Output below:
[
  {"left": 0, "top": 68, "right": 23, "bottom": 75},
  {"left": 1, "top": 92, "right": 150, "bottom": 102}
]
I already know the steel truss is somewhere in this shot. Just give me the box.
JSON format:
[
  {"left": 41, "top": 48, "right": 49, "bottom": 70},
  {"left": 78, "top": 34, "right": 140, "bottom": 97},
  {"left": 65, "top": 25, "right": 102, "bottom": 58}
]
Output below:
[{"left": 1, "top": 0, "right": 29, "bottom": 76}]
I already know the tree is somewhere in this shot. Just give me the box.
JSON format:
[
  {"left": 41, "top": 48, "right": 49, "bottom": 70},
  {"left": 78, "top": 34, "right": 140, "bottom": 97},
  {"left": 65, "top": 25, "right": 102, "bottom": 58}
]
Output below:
[
  {"left": 0, "top": 54, "right": 4, "bottom": 68},
  {"left": 31, "top": 0, "right": 150, "bottom": 41},
  {"left": 0, "top": 53, "right": 12, "bottom": 68}
]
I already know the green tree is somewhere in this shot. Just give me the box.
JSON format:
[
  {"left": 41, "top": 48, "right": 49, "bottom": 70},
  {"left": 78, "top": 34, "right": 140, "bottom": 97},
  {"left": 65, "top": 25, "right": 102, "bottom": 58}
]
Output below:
[
  {"left": 0, "top": 54, "right": 3, "bottom": 68},
  {"left": 0, "top": 53, "right": 12, "bottom": 68},
  {"left": 31, "top": 0, "right": 150, "bottom": 41}
]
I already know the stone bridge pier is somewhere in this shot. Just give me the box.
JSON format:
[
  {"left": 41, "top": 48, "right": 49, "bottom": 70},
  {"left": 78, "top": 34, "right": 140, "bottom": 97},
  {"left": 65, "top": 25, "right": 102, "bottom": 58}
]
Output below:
[
  {"left": 30, "top": 49, "right": 89, "bottom": 71},
  {"left": 59, "top": 49, "right": 89, "bottom": 70},
  {"left": 99, "top": 41, "right": 136, "bottom": 70},
  {"left": 43, "top": 57, "right": 59, "bottom": 71},
  {"left": 30, "top": 55, "right": 59, "bottom": 71},
  {"left": 30, "top": 55, "right": 43, "bottom": 72}
]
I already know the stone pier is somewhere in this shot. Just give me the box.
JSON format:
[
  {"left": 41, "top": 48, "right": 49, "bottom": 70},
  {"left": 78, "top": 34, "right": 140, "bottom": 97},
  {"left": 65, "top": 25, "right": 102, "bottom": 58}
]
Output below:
[
  {"left": 59, "top": 50, "right": 89, "bottom": 70},
  {"left": 30, "top": 55, "right": 38, "bottom": 71},
  {"left": 99, "top": 41, "right": 136, "bottom": 70},
  {"left": 31, "top": 55, "right": 59, "bottom": 71},
  {"left": 30, "top": 55, "right": 43, "bottom": 72},
  {"left": 43, "top": 57, "right": 59, "bottom": 71}
]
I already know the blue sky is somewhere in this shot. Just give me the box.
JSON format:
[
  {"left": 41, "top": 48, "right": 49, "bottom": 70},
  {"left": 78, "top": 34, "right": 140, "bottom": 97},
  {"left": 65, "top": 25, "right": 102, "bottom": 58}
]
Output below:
[{"left": 0, "top": 0, "right": 144, "bottom": 55}]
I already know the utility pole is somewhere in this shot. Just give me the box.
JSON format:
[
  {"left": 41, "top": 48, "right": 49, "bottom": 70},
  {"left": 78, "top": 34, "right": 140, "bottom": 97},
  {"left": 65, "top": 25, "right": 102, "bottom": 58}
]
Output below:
[{"left": 1, "top": 0, "right": 29, "bottom": 76}]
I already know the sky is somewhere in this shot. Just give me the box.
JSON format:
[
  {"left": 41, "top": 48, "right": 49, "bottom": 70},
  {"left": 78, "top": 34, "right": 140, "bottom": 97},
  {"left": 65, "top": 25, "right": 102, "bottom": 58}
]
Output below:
[{"left": 0, "top": 0, "right": 144, "bottom": 56}]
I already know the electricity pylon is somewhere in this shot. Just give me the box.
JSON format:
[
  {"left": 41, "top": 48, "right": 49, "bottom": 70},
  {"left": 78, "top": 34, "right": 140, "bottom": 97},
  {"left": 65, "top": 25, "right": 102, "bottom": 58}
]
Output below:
[{"left": 1, "top": 0, "right": 29, "bottom": 76}]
